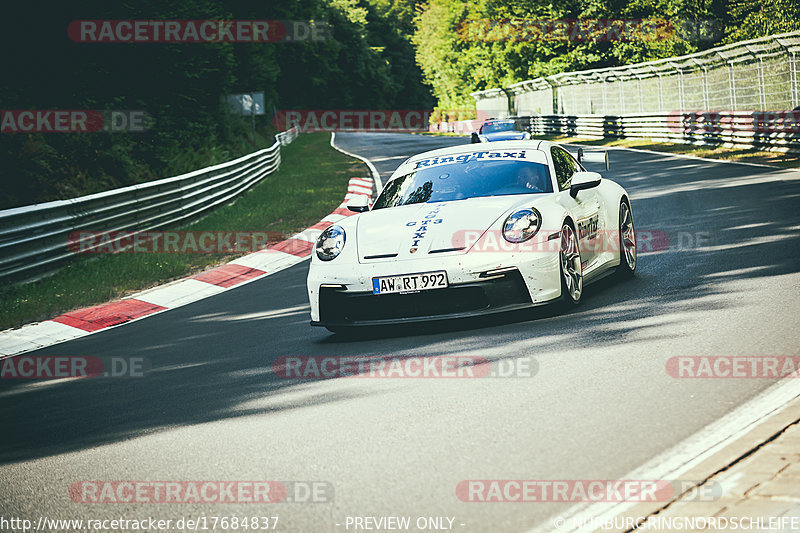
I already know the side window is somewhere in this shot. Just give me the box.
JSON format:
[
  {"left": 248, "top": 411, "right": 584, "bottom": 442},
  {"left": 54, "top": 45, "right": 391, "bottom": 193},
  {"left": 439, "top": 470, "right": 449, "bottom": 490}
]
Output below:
[{"left": 551, "top": 147, "right": 578, "bottom": 191}]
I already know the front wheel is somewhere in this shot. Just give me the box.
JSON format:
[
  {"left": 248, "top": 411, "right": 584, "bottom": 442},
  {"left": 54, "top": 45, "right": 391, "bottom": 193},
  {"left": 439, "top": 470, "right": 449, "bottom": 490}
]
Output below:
[
  {"left": 559, "top": 222, "right": 583, "bottom": 306},
  {"left": 617, "top": 200, "right": 636, "bottom": 278}
]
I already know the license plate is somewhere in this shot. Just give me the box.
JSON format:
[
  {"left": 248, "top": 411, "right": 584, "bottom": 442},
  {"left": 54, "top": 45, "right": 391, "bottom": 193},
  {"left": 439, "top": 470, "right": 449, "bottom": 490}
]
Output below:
[{"left": 372, "top": 271, "right": 448, "bottom": 295}]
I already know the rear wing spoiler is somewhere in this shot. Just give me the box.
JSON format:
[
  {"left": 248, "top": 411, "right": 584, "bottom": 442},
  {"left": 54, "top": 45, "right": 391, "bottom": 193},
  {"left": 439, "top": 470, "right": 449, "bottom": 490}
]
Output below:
[{"left": 576, "top": 148, "right": 610, "bottom": 171}]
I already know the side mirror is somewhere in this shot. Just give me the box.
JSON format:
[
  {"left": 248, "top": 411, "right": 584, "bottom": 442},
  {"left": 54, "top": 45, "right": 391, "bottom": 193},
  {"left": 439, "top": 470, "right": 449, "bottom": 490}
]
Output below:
[
  {"left": 569, "top": 172, "right": 602, "bottom": 198},
  {"left": 347, "top": 195, "right": 370, "bottom": 213},
  {"left": 471, "top": 132, "right": 481, "bottom": 144},
  {"left": 577, "top": 148, "right": 610, "bottom": 171}
]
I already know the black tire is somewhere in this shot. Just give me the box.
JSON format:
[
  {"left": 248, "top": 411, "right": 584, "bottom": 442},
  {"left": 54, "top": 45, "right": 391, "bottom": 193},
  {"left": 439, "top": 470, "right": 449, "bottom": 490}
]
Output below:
[{"left": 617, "top": 199, "right": 636, "bottom": 278}]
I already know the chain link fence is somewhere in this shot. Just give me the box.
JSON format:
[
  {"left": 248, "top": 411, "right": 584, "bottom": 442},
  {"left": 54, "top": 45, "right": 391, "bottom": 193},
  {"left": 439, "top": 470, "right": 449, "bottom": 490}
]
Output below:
[{"left": 472, "top": 31, "right": 800, "bottom": 116}]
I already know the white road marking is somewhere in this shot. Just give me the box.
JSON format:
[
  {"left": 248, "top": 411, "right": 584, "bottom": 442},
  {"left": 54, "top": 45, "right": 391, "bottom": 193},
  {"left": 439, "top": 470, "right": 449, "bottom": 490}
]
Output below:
[
  {"left": 330, "top": 132, "right": 383, "bottom": 191},
  {"left": 527, "top": 377, "right": 800, "bottom": 532}
]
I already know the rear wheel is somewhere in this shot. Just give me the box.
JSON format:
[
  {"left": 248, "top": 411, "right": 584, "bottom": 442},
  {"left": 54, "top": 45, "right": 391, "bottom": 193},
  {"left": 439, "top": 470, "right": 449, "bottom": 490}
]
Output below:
[
  {"left": 617, "top": 200, "right": 636, "bottom": 278},
  {"left": 559, "top": 222, "right": 583, "bottom": 306}
]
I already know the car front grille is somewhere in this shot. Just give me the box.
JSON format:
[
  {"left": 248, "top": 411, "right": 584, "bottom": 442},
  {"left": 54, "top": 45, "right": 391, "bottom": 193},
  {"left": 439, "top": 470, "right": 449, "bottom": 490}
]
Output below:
[{"left": 318, "top": 269, "right": 532, "bottom": 324}]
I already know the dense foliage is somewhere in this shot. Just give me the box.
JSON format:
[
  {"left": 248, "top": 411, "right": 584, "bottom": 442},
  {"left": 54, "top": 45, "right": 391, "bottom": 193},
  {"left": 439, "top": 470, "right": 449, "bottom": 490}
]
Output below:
[
  {"left": 1, "top": 0, "right": 796, "bottom": 208},
  {"left": 0, "top": 0, "right": 431, "bottom": 208},
  {"left": 413, "top": 0, "right": 800, "bottom": 115}
]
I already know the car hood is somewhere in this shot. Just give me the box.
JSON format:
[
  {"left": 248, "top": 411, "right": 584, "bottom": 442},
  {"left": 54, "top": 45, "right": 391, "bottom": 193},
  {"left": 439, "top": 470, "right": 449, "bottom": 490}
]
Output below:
[
  {"left": 355, "top": 196, "right": 537, "bottom": 262},
  {"left": 482, "top": 131, "right": 528, "bottom": 141}
]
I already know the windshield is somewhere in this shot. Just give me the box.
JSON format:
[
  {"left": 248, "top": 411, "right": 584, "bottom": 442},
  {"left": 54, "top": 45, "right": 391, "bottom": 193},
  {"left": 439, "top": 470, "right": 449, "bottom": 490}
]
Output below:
[
  {"left": 481, "top": 121, "right": 523, "bottom": 134},
  {"left": 373, "top": 159, "right": 552, "bottom": 209}
]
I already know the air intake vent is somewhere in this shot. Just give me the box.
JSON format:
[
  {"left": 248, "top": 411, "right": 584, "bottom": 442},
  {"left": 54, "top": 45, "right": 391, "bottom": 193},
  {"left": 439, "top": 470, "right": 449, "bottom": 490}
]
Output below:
[{"left": 429, "top": 247, "right": 465, "bottom": 254}]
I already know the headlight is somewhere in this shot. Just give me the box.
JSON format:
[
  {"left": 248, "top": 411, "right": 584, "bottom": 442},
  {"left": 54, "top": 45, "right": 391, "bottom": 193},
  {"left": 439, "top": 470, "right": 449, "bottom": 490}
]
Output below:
[
  {"left": 503, "top": 208, "right": 541, "bottom": 243},
  {"left": 316, "top": 225, "right": 346, "bottom": 261}
]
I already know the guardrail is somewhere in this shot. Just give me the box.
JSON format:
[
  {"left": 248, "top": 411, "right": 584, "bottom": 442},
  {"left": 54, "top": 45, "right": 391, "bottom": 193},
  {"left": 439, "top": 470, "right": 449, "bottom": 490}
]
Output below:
[
  {"left": 430, "top": 111, "right": 800, "bottom": 153},
  {"left": 275, "top": 126, "right": 299, "bottom": 145},
  {"left": 0, "top": 127, "right": 299, "bottom": 283},
  {"left": 527, "top": 112, "right": 800, "bottom": 154}
]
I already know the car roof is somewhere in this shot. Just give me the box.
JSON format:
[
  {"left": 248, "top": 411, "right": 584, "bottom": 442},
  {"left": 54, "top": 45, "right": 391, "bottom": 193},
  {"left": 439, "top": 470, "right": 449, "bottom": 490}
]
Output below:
[
  {"left": 406, "top": 140, "right": 547, "bottom": 163},
  {"left": 391, "top": 140, "right": 553, "bottom": 180}
]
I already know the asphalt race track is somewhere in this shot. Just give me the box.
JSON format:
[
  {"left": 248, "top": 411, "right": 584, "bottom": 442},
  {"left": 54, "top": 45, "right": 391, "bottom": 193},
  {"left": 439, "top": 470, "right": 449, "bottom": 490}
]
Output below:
[{"left": 1, "top": 132, "right": 799, "bottom": 532}]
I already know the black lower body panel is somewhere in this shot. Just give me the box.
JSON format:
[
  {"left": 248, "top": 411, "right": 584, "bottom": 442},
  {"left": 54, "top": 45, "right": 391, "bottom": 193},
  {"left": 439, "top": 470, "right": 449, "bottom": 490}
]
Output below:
[{"left": 314, "top": 269, "right": 536, "bottom": 327}]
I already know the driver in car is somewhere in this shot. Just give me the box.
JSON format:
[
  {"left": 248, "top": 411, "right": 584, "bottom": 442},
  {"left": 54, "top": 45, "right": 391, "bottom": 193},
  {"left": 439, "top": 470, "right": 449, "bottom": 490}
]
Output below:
[{"left": 515, "top": 164, "right": 547, "bottom": 193}]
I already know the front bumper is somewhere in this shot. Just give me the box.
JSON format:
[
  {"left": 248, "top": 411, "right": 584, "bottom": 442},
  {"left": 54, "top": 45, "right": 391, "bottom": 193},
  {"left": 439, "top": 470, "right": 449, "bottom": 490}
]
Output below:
[{"left": 307, "top": 252, "right": 561, "bottom": 327}]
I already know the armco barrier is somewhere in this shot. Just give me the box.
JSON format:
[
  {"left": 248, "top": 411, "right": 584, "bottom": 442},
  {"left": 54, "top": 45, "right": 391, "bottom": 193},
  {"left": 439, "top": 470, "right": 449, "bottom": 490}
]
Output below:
[
  {"left": 276, "top": 126, "right": 299, "bottom": 145},
  {"left": 431, "top": 111, "right": 800, "bottom": 155},
  {"left": 526, "top": 112, "right": 800, "bottom": 154},
  {"left": 0, "top": 173, "right": 373, "bottom": 357},
  {"left": 0, "top": 127, "right": 299, "bottom": 283}
]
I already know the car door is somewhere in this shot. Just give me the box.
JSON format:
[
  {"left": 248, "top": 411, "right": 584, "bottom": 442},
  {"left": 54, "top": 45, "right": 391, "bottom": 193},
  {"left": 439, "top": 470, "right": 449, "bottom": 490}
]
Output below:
[{"left": 551, "top": 146, "right": 602, "bottom": 271}]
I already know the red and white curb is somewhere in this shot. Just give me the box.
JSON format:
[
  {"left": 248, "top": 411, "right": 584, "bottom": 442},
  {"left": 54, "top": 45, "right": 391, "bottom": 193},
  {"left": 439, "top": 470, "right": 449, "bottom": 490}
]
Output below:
[{"left": 0, "top": 175, "right": 374, "bottom": 358}]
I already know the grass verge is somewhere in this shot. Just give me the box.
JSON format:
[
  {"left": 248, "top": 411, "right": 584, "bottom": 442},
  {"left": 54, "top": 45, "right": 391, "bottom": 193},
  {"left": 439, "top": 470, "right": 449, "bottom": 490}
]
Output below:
[{"left": 0, "top": 132, "right": 369, "bottom": 331}]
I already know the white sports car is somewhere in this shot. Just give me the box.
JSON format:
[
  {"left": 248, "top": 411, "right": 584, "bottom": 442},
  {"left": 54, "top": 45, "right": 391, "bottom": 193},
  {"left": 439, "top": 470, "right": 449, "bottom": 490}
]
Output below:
[{"left": 307, "top": 140, "right": 636, "bottom": 331}]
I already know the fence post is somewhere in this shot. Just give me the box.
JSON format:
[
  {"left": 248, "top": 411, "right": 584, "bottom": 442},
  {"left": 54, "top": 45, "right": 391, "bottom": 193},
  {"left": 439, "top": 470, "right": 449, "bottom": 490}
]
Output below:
[
  {"left": 546, "top": 77, "right": 559, "bottom": 114},
  {"left": 793, "top": 52, "right": 799, "bottom": 108},
  {"left": 569, "top": 83, "right": 578, "bottom": 115},
  {"left": 636, "top": 74, "right": 644, "bottom": 113},
  {"left": 656, "top": 72, "right": 663, "bottom": 112},
  {"left": 728, "top": 62, "right": 737, "bottom": 110},
  {"left": 756, "top": 55, "right": 767, "bottom": 110},
  {"left": 601, "top": 78, "right": 607, "bottom": 114}
]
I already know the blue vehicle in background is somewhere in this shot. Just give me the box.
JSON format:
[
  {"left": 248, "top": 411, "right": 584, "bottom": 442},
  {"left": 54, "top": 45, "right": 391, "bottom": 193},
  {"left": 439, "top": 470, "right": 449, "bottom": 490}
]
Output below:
[{"left": 471, "top": 117, "right": 531, "bottom": 143}]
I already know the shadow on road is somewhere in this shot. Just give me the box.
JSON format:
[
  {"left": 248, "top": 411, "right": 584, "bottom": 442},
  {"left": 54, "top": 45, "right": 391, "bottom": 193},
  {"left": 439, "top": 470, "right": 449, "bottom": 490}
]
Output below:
[{"left": 1, "top": 140, "right": 799, "bottom": 465}]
